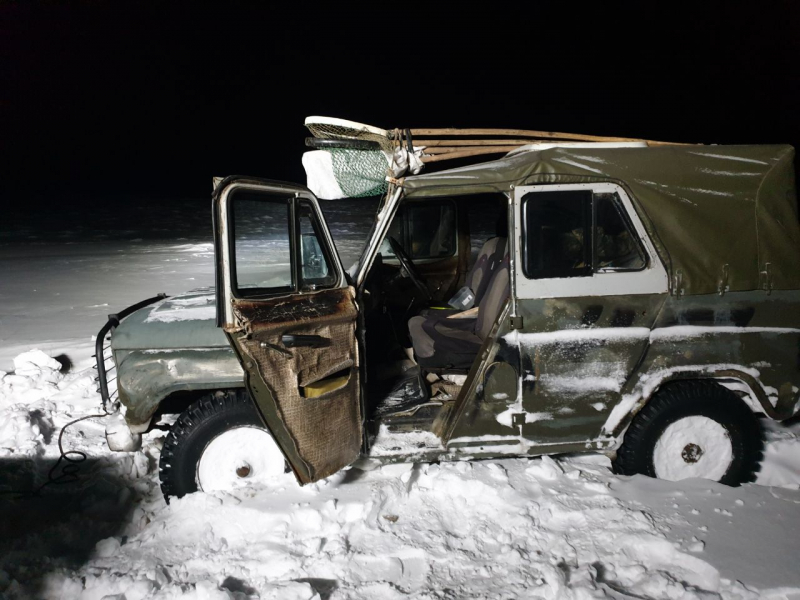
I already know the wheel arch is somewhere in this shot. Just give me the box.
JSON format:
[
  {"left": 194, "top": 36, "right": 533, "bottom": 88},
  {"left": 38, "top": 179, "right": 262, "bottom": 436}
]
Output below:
[
  {"left": 606, "top": 368, "right": 776, "bottom": 444},
  {"left": 116, "top": 347, "right": 245, "bottom": 432},
  {"left": 159, "top": 388, "right": 281, "bottom": 499},
  {"left": 611, "top": 376, "right": 765, "bottom": 485}
]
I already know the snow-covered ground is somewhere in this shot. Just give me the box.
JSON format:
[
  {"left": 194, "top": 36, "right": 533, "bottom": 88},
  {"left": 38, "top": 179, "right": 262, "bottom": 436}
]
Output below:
[
  {"left": 1, "top": 198, "right": 799, "bottom": 599},
  {"left": 1, "top": 352, "right": 799, "bottom": 599}
]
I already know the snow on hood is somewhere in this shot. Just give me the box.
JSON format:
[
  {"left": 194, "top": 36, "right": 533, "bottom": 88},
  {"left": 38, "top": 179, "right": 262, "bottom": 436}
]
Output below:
[
  {"left": 111, "top": 288, "right": 228, "bottom": 351},
  {"left": 143, "top": 289, "right": 217, "bottom": 324}
]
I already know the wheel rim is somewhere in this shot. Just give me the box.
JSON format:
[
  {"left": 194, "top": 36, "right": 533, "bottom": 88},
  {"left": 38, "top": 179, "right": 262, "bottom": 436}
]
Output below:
[
  {"left": 652, "top": 416, "right": 734, "bottom": 481},
  {"left": 197, "top": 426, "right": 285, "bottom": 492}
]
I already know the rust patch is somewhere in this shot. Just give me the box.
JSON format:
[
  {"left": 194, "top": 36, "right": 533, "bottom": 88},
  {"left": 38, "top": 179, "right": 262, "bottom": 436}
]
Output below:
[{"left": 234, "top": 288, "right": 356, "bottom": 333}]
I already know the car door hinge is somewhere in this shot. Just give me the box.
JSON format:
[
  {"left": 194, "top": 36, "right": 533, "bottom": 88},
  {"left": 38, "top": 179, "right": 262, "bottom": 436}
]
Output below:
[{"left": 510, "top": 316, "right": 524, "bottom": 330}]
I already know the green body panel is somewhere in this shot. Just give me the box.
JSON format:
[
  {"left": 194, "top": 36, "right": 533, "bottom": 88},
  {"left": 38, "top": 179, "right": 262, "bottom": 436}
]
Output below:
[
  {"left": 109, "top": 145, "right": 800, "bottom": 468},
  {"left": 112, "top": 290, "right": 231, "bottom": 350},
  {"left": 513, "top": 294, "right": 664, "bottom": 446},
  {"left": 605, "top": 290, "right": 800, "bottom": 436},
  {"left": 438, "top": 291, "right": 800, "bottom": 456},
  {"left": 405, "top": 145, "right": 800, "bottom": 295},
  {"left": 111, "top": 290, "right": 243, "bottom": 428},
  {"left": 116, "top": 348, "right": 244, "bottom": 428}
]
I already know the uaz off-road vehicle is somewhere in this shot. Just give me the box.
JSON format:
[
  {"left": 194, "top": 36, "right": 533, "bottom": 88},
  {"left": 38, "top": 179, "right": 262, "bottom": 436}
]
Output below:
[{"left": 97, "top": 129, "right": 800, "bottom": 498}]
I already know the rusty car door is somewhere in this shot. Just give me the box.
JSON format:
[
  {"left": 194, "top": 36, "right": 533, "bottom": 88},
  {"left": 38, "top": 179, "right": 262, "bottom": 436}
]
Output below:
[{"left": 213, "top": 177, "right": 362, "bottom": 484}]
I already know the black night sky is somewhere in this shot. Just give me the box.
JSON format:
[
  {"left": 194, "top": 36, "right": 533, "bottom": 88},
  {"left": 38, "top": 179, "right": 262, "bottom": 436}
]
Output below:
[{"left": 2, "top": 3, "right": 799, "bottom": 204}]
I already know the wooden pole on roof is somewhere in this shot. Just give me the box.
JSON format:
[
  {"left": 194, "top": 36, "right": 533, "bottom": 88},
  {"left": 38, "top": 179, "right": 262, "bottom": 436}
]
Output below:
[
  {"left": 420, "top": 147, "right": 525, "bottom": 162},
  {"left": 422, "top": 146, "right": 523, "bottom": 155},
  {"left": 408, "top": 128, "right": 692, "bottom": 146},
  {"left": 410, "top": 127, "right": 646, "bottom": 143},
  {"left": 418, "top": 138, "right": 544, "bottom": 147}
]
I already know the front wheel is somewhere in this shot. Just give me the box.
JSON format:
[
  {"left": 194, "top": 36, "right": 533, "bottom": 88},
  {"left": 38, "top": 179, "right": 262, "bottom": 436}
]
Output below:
[
  {"left": 159, "top": 390, "right": 287, "bottom": 499},
  {"left": 613, "top": 380, "right": 763, "bottom": 486}
]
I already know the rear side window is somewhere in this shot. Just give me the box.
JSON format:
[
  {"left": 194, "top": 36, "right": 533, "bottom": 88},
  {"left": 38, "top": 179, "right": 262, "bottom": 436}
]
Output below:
[
  {"left": 522, "top": 190, "right": 646, "bottom": 279},
  {"left": 522, "top": 190, "right": 592, "bottom": 279},
  {"left": 594, "top": 193, "right": 646, "bottom": 271}
]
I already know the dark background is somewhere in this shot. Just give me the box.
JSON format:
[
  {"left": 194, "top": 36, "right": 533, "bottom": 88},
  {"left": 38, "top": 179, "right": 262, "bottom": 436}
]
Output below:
[{"left": 2, "top": 2, "right": 799, "bottom": 207}]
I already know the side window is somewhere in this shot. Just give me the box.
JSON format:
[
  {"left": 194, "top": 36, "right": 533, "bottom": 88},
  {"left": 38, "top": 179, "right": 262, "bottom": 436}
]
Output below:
[
  {"left": 521, "top": 189, "right": 646, "bottom": 280},
  {"left": 594, "top": 193, "right": 646, "bottom": 271},
  {"left": 407, "top": 202, "right": 456, "bottom": 259},
  {"left": 232, "top": 191, "right": 294, "bottom": 293},
  {"left": 230, "top": 189, "right": 338, "bottom": 297},
  {"left": 380, "top": 200, "right": 457, "bottom": 260},
  {"left": 522, "top": 190, "right": 592, "bottom": 279},
  {"left": 297, "top": 201, "right": 337, "bottom": 289}
]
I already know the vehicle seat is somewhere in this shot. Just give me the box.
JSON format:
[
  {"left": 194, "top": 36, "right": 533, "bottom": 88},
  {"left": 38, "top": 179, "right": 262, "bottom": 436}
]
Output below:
[
  {"left": 423, "top": 236, "right": 507, "bottom": 318},
  {"left": 408, "top": 256, "right": 510, "bottom": 369},
  {"left": 465, "top": 236, "right": 507, "bottom": 307}
]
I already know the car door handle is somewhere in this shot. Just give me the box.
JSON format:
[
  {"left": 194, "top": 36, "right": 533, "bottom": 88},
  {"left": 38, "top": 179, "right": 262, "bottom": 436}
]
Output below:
[{"left": 281, "top": 334, "right": 330, "bottom": 348}]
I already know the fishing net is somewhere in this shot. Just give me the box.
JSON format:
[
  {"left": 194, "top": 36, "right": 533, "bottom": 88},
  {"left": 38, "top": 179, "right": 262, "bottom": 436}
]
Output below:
[
  {"left": 303, "top": 117, "right": 420, "bottom": 198},
  {"left": 305, "top": 119, "right": 399, "bottom": 198},
  {"left": 327, "top": 147, "right": 390, "bottom": 198}
]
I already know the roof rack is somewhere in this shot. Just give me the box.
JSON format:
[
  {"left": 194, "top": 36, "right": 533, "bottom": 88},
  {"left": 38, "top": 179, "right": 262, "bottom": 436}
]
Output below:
[
  {"left": 405, "top": 127, "right": 692, "bottom": 162},
  {"left": 302, "top": 116, "right": 698, "bottom": 199},
  {"left": 305, "top": 116, "right": 693, "bottom": 163}
]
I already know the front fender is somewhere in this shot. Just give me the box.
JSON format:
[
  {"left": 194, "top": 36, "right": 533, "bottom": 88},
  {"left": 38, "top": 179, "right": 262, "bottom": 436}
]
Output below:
[{"left": 117, "top": 348, "right": 244, "bottom": 428}]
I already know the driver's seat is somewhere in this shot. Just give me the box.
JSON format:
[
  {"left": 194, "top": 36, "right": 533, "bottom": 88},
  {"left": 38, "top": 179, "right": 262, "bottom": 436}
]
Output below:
[{"left": 408, "top": 256, "right": 510, "bottom": 369}]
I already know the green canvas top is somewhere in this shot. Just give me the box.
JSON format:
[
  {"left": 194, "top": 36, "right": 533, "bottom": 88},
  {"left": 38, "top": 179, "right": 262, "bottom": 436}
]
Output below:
[{"left": 403, "top": 144, "right": 799, "bottom": 295}]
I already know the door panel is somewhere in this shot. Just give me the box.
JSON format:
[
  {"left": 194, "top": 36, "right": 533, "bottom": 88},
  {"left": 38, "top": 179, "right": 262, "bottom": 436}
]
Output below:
[
  {"left": 213, "top": 177, "right": 362, "bottom": 484},
  {"left": 230, "top": 288, "right": 360, "bottom": 483},
  {"left": 510, "top": 183, "right": 669, "bottom": 447},
  {"left": 515, "top": 295, "right": 663, "bottom": 444}
]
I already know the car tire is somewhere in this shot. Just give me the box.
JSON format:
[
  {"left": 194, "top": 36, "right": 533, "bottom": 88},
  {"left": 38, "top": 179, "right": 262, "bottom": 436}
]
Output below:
[
  {"left": 613, "top": 380, "right": 763, "bottom": 486},
  {"left": 159, "top": 389, "right": 287, "bottom": 500}
]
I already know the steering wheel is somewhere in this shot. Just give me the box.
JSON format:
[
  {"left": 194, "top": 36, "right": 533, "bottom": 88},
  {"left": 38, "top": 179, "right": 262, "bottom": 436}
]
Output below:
[{"left": 387, "top": 237, "right": 432, "bottom": 302}]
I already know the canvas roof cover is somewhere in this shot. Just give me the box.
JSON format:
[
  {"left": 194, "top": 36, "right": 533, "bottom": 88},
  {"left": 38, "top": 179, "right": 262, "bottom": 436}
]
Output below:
[{"left": 403, "top": 144, "right": 799, "bottom": 295}]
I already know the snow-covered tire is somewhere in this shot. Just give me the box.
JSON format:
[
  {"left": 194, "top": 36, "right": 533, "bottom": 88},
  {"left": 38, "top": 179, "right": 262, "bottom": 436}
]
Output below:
[
  {"left": 159, "top": 389, "right": 286, "bottom": 500},
  {"left": 613, "top": 380, "right": 763, "bottom": 486}
]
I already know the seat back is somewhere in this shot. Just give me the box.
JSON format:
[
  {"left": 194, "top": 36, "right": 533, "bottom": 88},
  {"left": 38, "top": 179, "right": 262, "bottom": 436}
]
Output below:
[
  {"left": 464, "top": 237, "right": 507, "bottom": 306},
  {"left": 475, "top": 256, "right": 510, "bottom": 340}
]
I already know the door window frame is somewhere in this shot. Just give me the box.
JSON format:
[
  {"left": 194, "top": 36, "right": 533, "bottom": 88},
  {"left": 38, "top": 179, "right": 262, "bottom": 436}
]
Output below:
[
  {"left": 513, "top": 183, "right": 668, "bottom": 300},
  {"left": 216, "top": 180, "right": 346, "bottom": 328}
]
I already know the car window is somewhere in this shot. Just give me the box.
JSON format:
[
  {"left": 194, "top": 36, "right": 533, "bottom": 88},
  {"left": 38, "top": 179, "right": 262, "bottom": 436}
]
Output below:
[
  {"left": 230, "top": 190, "right": 338, "bottom": 297},
  {"left": 521, "top": 189, "right": 645, "bottom": 280},
  {"left": 522, "top": 190, "right": 592, "bottom": 279},
  {"left": 297, "top": 201, "right": 337, "bottom": 289},
  {"left": 380, "top": 200, "right": 457, "bottom": 260},
  {"left": 594, "top": 193, "right": 646, "bottom": 271},
  {"left": 232, "top": 191, "right": 294, "bottom": 292}
]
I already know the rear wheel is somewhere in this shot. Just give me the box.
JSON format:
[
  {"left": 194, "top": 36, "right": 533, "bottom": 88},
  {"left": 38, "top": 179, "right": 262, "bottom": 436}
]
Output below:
[
  {"left": 159, "top": 389, "right": 287, "bottom": 499},
  {"left": 613, "top": 380, "right": 763, "bottom": 486}
]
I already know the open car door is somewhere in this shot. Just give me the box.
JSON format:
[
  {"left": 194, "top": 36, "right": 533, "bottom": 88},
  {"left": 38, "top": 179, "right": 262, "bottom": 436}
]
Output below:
[{"left": 213, "top": 177, "right": 362, "bottom": 484}]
